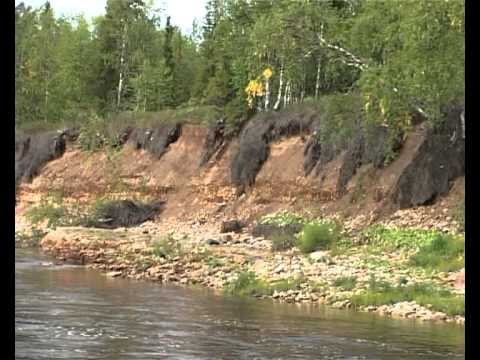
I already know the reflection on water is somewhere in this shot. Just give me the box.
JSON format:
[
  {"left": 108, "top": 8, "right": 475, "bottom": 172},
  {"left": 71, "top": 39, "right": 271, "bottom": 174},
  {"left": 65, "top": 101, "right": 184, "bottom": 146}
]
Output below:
[{"left": 15, "top": 249, "right": 465, "bottom": 360}]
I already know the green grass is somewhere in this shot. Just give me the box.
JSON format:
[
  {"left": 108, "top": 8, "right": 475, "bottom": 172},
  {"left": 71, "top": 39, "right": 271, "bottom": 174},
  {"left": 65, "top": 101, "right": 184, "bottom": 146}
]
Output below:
[
  {"left": 410, "top": 233, "right": 464, "bottom": 272},
  {"left": 351, "top": 281, "right": 464, "bottom": 316},
  {"left": 24, "top": 191, "right": 85, "bottom": 229},
  {"left": 297, "top": 221, "right": 343, "bottom": 254},
  {"left": 151, "top": 235, "right": 184, "bottom": 259},
  {"left": 360, "top": 225, "right": 446, "bottom": 252},
  {"left": 333, "top": 276, "right": 358, "bottom": 291},
  {"left": 223, "top": 272, "right": 306, "bottom": 297}
]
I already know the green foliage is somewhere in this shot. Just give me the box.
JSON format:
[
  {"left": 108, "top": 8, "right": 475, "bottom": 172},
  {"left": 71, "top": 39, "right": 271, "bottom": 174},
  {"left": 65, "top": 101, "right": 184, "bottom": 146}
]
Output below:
[
  {"left": 223, "top": 271, "right": 271, "bottom": 297},
  {"left": 297, "top": 221, "right": 343, "bottom": 254},
  {"left": 270, "top": 234, "right": 296, "bottom": 252},
  {"left": 410, "top": 234, "right": 464, "bottom": 272},
  {"left": 259, "top": 210, "right": 306, "bottom": 227},
  {"left": 151, "top": 235, "right": 183, "bottom": 259},
  {"left": 16, "top": 0, "right": 464, "bottom": 149},
  {"left": 24, "top": 191, "right": 84, "bottom": 229},
  {"left": 269, "top": 276, "right": 306, "bottom": 292},
  {"left": 333, "top": 276, "right": 358, "bottom": 291},
  {"left": 351, "top": 281, "right": 464, "bottom": 316},
  {"left": 317, "top": 93, "right": 364, "bottom": 151},
  {"left": 360, "top": 225, "right": 444, "bottom": 252},
  {"left": 206, "top": 256, "right": 224, "bottom": 269},
  {"left": 77, "top": 113, "right": 110, "bottom": 151}
]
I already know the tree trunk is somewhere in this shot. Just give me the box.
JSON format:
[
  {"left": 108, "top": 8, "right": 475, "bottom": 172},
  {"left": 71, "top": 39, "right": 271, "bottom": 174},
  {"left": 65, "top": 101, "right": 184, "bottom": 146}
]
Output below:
[
  {"left": 273, "top": 63, "right": 284, "bottom": 110},
  {"left": 283, "top": 80, "right": 290, "bottom": 108},
  {"left": 315, "top": 58, "right": 321, "bottom": 98},
  {"left": 264, "top": 76, "right": 270, "bottom": 111},
  {"left": 285, "top": 81, "right": 291, "bottom": 106},
  {"left": 117, "top": 23, "right": 127, "bottom": 111}
]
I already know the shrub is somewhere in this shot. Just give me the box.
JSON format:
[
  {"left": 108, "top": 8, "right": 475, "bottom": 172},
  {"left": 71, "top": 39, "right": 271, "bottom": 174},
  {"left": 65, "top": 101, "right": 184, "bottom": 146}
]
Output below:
[
  {"left": 151, "top": 235, "right": 183, "bottom": 259},
  {"left": 333, "top": 276, "right": 358, "bottom": 291},
  {"left": 410, "top": 233, "right": 464, "bottom": 272},
  {"left": 318, "top": 93, "right": 364, "bottom": 152},
  {"left": 297, "top": 221, "right": 342, "bottom": 254},
  {"left": 223, "top": 271, "right": 271, "bottom": 297},
  {"left": 25, "top": 192, "right": 84, "bottom": 229},
  {"left": 207, "top": 256, "right": 224, "bottom": 269},
  {"left": 270, "top": 233, "right": 297, "bottom": 252}
]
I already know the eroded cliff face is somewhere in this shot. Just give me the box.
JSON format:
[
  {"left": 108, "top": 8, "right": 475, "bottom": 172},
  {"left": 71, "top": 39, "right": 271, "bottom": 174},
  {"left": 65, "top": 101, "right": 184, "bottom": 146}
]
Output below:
[{"left": 15, "top": 104, "right": 464, "bottom": 231}]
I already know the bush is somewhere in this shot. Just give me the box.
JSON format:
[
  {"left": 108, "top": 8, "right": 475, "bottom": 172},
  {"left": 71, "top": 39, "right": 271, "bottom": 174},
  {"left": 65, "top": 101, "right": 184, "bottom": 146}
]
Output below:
[
  {"left": 410, "top": 233, "right": 464, "bottom": 272},
  {"left": 223, "top": 271, "right": 271, "bottom": 297},
  {"left": 25, "top": 192, "right": 85, "bottom": 229},
  {"left": 317, "top": 93, "right": 364, "bottom": 152},
  {"left": 270, "top": 234, "right": 297, "bottom": 252},
  {"left": 151, "top": 235, "right": 183, "bottom": 259},
  {"left": 297, "top": 221, "right": 342, "bottom": 254}
]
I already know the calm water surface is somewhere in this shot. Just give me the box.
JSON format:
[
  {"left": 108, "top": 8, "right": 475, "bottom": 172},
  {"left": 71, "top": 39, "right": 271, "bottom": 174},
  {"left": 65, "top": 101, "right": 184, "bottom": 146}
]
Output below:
[{"left": 15, "top": 249, "right": 465, "bottom": 359}]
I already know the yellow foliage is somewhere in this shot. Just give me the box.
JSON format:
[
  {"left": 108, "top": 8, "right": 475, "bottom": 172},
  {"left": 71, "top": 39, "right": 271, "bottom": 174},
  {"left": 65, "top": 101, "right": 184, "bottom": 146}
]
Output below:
[
  {"left": 263, "top": 67, "right": 273, "bottom": 79},
  {"left": 245, "top": 79, "right": 264, "bottom": 97}
]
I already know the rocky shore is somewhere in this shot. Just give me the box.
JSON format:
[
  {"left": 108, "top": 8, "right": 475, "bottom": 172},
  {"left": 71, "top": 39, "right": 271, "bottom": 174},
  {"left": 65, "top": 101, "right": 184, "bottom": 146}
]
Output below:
[{"left": 33, "top": 222, "right": 465, "bottom": 326}]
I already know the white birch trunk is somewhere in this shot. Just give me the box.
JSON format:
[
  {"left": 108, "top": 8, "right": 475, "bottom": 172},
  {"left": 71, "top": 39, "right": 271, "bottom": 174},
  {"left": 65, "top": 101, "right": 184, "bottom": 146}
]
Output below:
[
  {"left": 264, "top": 76, "right": 270, "bottom": 111},
  {"left": 273, "top": 63, "right": 284, "bottom": 110},
  {"left": 284, "top": 80, "right": 290, "bottom": 108},
  {"left": 315, "top": 58, "right": 321, "bottom": 98},
  {"left": 285, "top": 81, "right": 291, "bottom": 106},
  {"left": 117, "top": 23, "right": 127, "bottom": 110}
]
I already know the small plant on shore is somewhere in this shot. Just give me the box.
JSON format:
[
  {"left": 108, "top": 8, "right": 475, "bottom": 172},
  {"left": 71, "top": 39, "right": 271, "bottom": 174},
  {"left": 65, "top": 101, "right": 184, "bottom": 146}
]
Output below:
[
  {"left": 151, "top": 235, "right": 183, "bottom": 258},
  {"left": 259, "top": 210, "right": 306, "bottom": 227},
  {"left": 207, "top": 256, "right": 224, "bottom": 269},
  {"left": 351, "top": 281, "right": 464, "bottom": 316},
  {"left": 15, "top": 227, "right": 47, "bottom": 247},
  {"left": 270, "top": 233, "right": 297, "bottom": 252},
  {"left": 297, "top": 221, "right": 343, "bottom": 254},
  {"left": 270, "top": 275, "right": 306, "bottom": 292},
  {"left": 223, "top": 271, "right": 271, "bottom": 297},
  {"left": 410, "top": 233, "right": 464, "bottom": 272},
  {"left": 333, "top": 276, "right": 358, "bottom": 291}
]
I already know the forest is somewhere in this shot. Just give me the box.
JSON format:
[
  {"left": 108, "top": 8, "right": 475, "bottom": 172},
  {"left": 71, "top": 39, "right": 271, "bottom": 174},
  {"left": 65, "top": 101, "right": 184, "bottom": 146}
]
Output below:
[{"left": 15, "top": 0, "right": 464, "bottom": 138}]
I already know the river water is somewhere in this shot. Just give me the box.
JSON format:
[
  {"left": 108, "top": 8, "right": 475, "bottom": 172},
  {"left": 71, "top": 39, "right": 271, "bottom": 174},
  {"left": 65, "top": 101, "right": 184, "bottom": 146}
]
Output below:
[{"left": 15, "top": 249, "right": 465, "bottom": 359}]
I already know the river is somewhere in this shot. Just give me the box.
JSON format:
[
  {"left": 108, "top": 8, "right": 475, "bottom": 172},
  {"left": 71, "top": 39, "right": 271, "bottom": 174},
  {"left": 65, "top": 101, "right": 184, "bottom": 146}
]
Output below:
[{"left": 15, "top": 249, "right": 465, "bottom": 359}]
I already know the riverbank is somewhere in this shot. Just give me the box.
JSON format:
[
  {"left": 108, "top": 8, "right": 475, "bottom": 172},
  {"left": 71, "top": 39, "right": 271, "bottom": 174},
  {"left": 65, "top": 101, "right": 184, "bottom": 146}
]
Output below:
[{"left": 27, "top": 213, "right": 464, "bottom": 326}]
